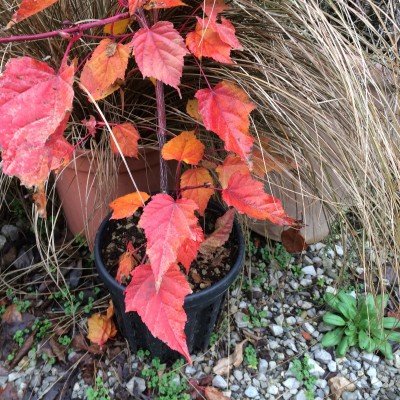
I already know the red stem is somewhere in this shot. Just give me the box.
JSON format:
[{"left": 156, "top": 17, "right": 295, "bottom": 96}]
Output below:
[{"left": 0, "top": 12, "right": 130, "bottom": 44}]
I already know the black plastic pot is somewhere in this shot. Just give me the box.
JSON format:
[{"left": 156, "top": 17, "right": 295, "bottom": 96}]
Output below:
[{"left": 94, "top": 201, "right": 245, "bottom": 361}]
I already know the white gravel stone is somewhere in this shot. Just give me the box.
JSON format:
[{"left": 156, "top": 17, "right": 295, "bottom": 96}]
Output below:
[
  {"left": 268, "top": 385, "right": 279, "bottom": 395},
  {"left": 302, "top": 265, "right": 317, "bottom": 276},
  {"left": 393, "top": 350, "right": 400, "bottom": 369},
  {"left": 234, "top": 370, "right": 243, "bottom": 381},
  {"left": 308, "top": 359, "right": 325, "bottom": 377},
  {"left": 126, "top": 377, "right": 146, "bottom": 394},
  {"left": 244, "top": 385, "right": 259, "bottom": 398},
  {"left": 328, "top": 361, "right": 337, "bottom": 372},
  {"left": 296, "top": 390, "right": 308, "bottom": 400},
  {"left": 269, "top": 361, "right": 277, "bottom": 370},
  {"left": 270, "top": 325, "right": 284, "bottom": 336},
  {"left": 8, "top": 372, "right": 22, "bottom": 382},
  {"left": 185, "top": 365, "right": 197, "bottom": 375},
  {"left": 283, "top": 377, "right": 300, "bottom": 390},
  {"left": 213, "top": 375, "right": 228, "bottom": 389},
  {"left": 275, "top": 314, "right": 285, "bottom": 326},
  {"left": 235, "top": 312, "right": 249, "bottom": 328},
  {"left": 314, "top": 349, "right": 332, "bottom": 364},
  {"left": 286, "top": 316, "right": 297, "bottom": 325},
  {"left": 335, "top": 244, "right": 344, "bottom": 256},
  {"left": 258, "top": 359, "right": 268, "bottom": 374},
  {"left": 362, "top": 353, "right": 380, "bottom": 364},
  {"left": 303, "top": 322, "right": 315, "bottom": 334},
  {"left": 315, "top": 379, "right": 327, "bottom": 389}
]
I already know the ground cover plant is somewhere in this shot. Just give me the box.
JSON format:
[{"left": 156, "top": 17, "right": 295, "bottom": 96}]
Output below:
[{"left": 0, "top": 0, "right": 299, "bottom": 362}]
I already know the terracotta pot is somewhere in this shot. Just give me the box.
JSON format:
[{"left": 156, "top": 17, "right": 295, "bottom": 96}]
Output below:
[{"left": 56, "top": 148, "right": 166, "bottom": 249}]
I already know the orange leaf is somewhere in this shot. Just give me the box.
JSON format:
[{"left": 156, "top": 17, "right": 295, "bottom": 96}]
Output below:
[
  {"left": 7, "top": 0, "right": 59, "bottom": 28},
  {"left": 202, "top": 0, "right": 228, "bottom": 20},
  {"left": 116, "top": 249, "right": 138, "bottom": 284},
  {"left": 33, "top": 185, "right": 47, "bottom": 218},
  {"left": 131, "top": 21, "right": 189, "bottom": 90},
  {"left": 162, "top": 131, "right": 204, "bottom": 165},
  {"left": 186, "top": 17, "right": 233, "bottom": 64},
  {"left": 103, "top": 18, "right": 131, "bottom": 35},
  {"left": 196, "top": 81, "right": 256, "bottom": 162},
  {"left": 110, "top": 123, "right": 140, "bottom": 158},
  {"left": 80, "top": 39, "right": 130, "bottom": 101},
  {"left": 222, "top": 172, "right": 295, "bottom": 225},
  {"left": 128, "top": 0, "right": 147, "bottom": 14},
  {"left": 0, "top": 57, "right": 74, "bottom": 188},
  {"left": 87, "top": 302, "right": 117, "bottom": 348},
  {"left": 109, "top": 191, "right": 150, "bottom": 219},
  {"left": 125, "top": 264, "right": 192, "bottom": 362},
  {"left": 138, "top": 194, "right": 203, "bottom": 289},
  {"left": 186, "top": 99, "right": 203, "bottom": 123},
  {"left": 216, "top": 154, "right": 250, "bottom": 189},
  {"left": 144, "top": 0, "right": 187, "bottom": 9},
  {"left": 180, "top": 167, "right": 214, "bottom": 215},
  {"left": 200, "top": 208, "right": 235, "bottom": 253}
]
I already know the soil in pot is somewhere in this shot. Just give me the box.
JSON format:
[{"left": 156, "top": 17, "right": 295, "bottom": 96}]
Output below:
[{"left": 101, "top": 207, "right": 236, "bottom": 292}]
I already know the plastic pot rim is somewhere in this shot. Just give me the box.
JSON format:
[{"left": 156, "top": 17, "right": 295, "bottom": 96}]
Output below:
[{"left": 94, "top": 205, "right": 245, "bottom": 308}]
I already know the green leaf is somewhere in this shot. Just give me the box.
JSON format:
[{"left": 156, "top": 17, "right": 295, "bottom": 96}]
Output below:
[
  {"left": 378, "top": 342, "right": 393, "bottom": 360},
  {"left": 386, "top": 331, "right": 400, "bottom": 343},
  {"left": 383, "top": 317, "right": 400, "bottom": 329},
  {"left": 324, "top": 292, "right": 341, "bottom": 312},
  {"left": 337, "top": 292, "right": 357, "bottom": 319},
  {"left": 359, "top": 330, "right": 372, "bottom": 350},
  {"left": 376, "top": 294, "right": 389, "bottom": 313},
  {"left": 336, "top": 336, "right": 350, "bottom": 357},
  {"left": 321, "top": 328, "right": 344, "bottom": 347},
  {"left": 323, "top": 312, "right": 346, "bottom": 326}
]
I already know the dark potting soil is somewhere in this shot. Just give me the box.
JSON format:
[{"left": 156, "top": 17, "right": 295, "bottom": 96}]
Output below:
[{"left": 101, "top": 206, "right": 238, "bottom": 292}]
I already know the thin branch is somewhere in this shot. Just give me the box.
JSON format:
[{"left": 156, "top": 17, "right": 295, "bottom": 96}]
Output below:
[{"left": 0, "top": 12, "right": 130, "bottom": 44}]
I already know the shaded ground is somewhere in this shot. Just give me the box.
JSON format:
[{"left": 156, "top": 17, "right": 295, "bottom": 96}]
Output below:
[{"left": 0, "top": 203, "right": 399, "bottom": 400}]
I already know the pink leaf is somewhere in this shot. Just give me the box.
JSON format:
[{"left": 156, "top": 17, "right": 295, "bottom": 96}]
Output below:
[
  {"left": 138, "top": 194, "right": 203, "bottom": 289},
  {"left": 125, "top": 264, "right": 192, "bottom": 362},
  {"left": 131, "top": 21, "right": 189, "bottom": 90}
]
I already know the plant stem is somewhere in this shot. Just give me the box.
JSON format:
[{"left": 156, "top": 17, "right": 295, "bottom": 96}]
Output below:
[
  {"left": 0, "top": 12, "right": 130, "bottom": 44},
  {"left": 155, "top": 80, "right": 168, "bottom": 193}
]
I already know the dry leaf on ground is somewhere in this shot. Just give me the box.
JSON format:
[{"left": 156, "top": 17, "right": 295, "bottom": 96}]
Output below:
[{"left": 212, "top": 339, "right": 247, "bottom": 375}]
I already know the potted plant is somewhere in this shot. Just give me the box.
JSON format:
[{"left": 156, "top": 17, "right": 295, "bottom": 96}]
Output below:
[{"left": 0, "top": 0, "right": 297, "bottom": 362}]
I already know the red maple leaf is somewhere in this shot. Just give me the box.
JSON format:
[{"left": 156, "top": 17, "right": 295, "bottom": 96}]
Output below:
[
  {"left": 0, "top": 57, "right": 74, "bottom": 188},
  {"left": 138, "top": 194, "right": 203, "bottom": 289},
  {"left": 131, "top": 21, "right": 189, "bottom": 90},
  {"left": 202, "top": 0, "right": 229, "bottom": 21},
  {"left": 195, "top": 81, "right": 256, "bottom": 162},
  {"left": 222, "top": 172, "right": 295, "bottom": 225},
  {"left": 125, "top": 264, "right": 192, "bottom": 362}
]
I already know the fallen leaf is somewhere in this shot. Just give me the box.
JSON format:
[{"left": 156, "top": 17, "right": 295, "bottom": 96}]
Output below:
[
  {"left": 162, "top": 131, "right": 204, "bottom": 165},
  {"left": 196, "top": 81, "right": 256, "bottom": 162},
  {"left": 222, "top": 172, "right": 296, "bottom": 225},
  {"left": 180, "top": 167, "right": 214, "bottom": 215},
  {"left": 72, "top": 333, "right": 102, "bottom": 354},
  {"left": 213, "top": 339, "right": 247, "bottom": 375},
  {"left": 200, "top": 208, "right": 235, "bottom": 253},
  {"left": 125, "top": 263, "right": 192, "bottom": 362},
  {"left": 82, "top": 115, "right": 97, "bottom": 136},
  {"left": 131, "top": 21, "right": 189, "bottom": 90},
  {"left": 205, "top": 386, "right": 230, "bottom": 400},
  {"left": 110, "top": 122, "right": 140, "bottom": 158},
  {"left": 87, "top": 302, "right": 117, "bottom": 348},
  {"left": 2, "top": 304, "right": 22, "bottom": 324},
  {"left": 128, "top": 0, "right": 147, "bottom": 14},
  {"left": 7, "top": 0, "right": 59, "bottom": 28},
  {"left": 49, "top": 336, "right": 66, "bottom": 363},
  {"left": 328, "top": 376, "right": 356, "bottom": 400},
  {"left": 109, "top": 191, "right": 150, "bottom": 219},
  {"left": 0, "top": 57, "right": 74, "bottom": 188},
  {"left": 138, "top": 194, "right": 203, "bottom": 288},
  {"left": 281, "top": 228, "right": 307, "bottom": 253},
  {"left": 301, "top": 330, "right": 312, "bottom": 341},
  {"left": 80, "top": 39, "right": 130, "bottom": 101}
]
